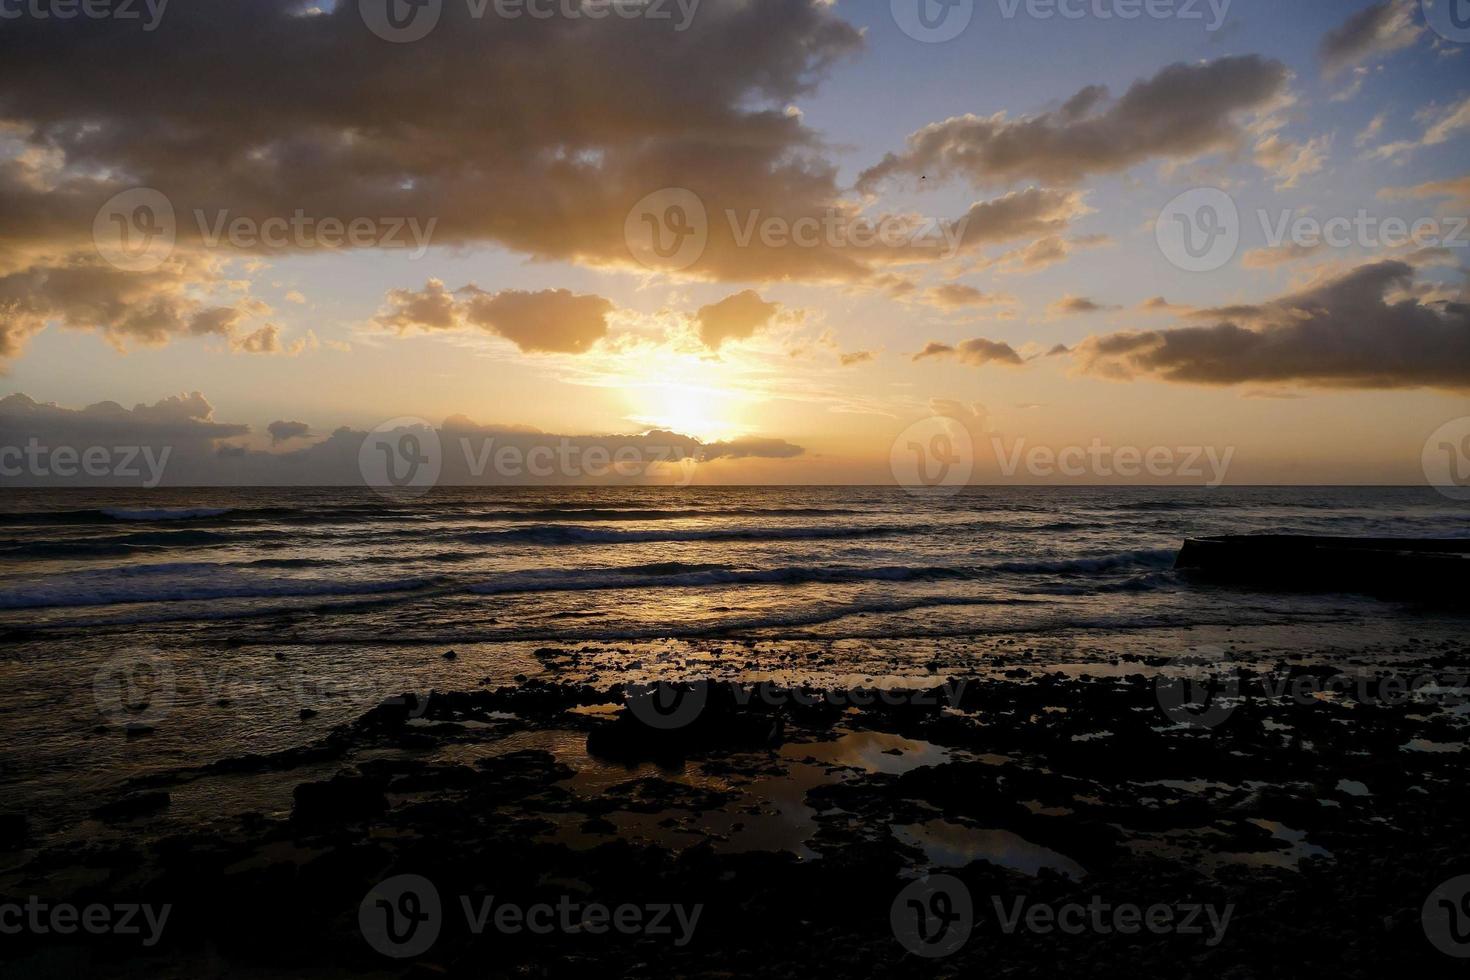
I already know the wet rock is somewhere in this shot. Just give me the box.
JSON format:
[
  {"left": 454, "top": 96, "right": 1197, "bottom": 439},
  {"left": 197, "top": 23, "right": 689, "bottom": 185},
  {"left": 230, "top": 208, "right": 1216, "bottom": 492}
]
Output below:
[
  {"left": 93, "top": 791, "right": 170, "bottom": 822},
  {"left": 291, "top": 774, "right": 388, "bottom": 826},
  {"left": 581, "top": 817, "right": 616, "bottom": 834},
  {"left": 586, "top": 682, "right": 784, "bottom": 764},
  {"left": 0, "top": 812, "right": 29, "bottom": 848}
]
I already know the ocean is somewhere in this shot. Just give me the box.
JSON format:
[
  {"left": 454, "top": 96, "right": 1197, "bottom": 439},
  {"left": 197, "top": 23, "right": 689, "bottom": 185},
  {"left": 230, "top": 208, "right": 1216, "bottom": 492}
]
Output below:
[{"left": 1, "top": 485, "right": 1465, "bottom": 833}]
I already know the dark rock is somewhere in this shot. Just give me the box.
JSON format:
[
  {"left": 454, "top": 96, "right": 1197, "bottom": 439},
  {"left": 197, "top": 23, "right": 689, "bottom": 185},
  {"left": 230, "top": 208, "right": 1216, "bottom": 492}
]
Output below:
[
  {"left": 0, "top": 812, "right": 28, "bottom": 848},
  {"left": 581, "top": 816, "right": 616, "bottom": 834},
  {"left": 93, "top": 791, "right": 170, "bottom": 822},
  {"left": 291, "top": 774, "right": 388, "bottom": 825},
  {"left": 586, "top": 682, "right": 784, "bottom": 764}
]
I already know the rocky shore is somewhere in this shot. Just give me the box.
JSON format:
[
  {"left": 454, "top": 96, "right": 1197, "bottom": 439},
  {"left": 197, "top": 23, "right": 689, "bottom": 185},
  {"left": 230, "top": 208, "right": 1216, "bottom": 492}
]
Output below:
[{"left": 3, "top": 648, "right": 1468, "bottom": 977}]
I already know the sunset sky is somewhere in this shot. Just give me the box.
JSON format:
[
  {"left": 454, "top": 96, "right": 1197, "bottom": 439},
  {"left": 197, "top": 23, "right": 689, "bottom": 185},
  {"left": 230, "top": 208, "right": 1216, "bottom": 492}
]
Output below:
[{"left": 0, "top": 0, "right": 1467, "bottom": 485}]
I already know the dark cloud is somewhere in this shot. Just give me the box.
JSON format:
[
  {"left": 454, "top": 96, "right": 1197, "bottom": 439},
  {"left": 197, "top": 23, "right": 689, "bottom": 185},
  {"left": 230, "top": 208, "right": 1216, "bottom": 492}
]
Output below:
[
  {"left": 699, "top": 436, "right": 805, "bottom": 461},
  {"left": 920, "top": 283, "right": 1014, "bottom": 309},
  {"left": 0, "top": 394, "right": 806, "bottom": 485},
  {"left": 1139, "top": 297, "right": 1192, "bottom": 314},
  {"left": 376, "top": 282, "right": 613, "bottom": 354},
  {"left": 912, "top": 338, "right": 1024, "bottom": 367},
  {"left": 1073, "top": 261, "right": 1470, "bottom": 390},
  {"left": 0, "top": 391, "right": 248, "bottom": 462},
  {"left": 857, "top": 56, "right": 1288, "bottom": 191},
  {"left": 697, "top": 291, "right": 779, "bottom": 348},
  {"left": 1049, "top": 296, "right": 1118, "bottom": 316},
  {"left": 1320, "top": 1, "right": 1421, "bottom": 75},
  {"left": 0, "top": 0, "right": 905, "bottom": 285},
  {"left": 0, "top": 255, "right": 261, "bottom": 363},
  {"left": 839, "top": 349, "right": 876, "bottom": 366},
  {"left": 462, "top": 288, "right": 613, "bottom": 354},
  {"left": 267, "top": 420, "right": 310, "bottom": 445}
]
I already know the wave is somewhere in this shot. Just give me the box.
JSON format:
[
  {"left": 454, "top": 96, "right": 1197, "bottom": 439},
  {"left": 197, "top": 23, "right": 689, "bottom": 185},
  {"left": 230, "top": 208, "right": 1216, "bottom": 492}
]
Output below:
[
  {"left": 466, "top": 562, "right": 974, "bottom": 596},
  {"left": 0, "top": 545, "right": 1178, "bottom": 613},
  {"left": 0, "top": 540, "right": 164, "bottom": 559},
  {"left": 0, "top": 565, "right": 441, "bottom": 610},
  {"left": 0, "top": 503, "right": 868, "bottom": 528},
  {"left": 443, "top": 523, "right": 919, "bottom": 546},
  {"left": 99, "top": 507, "right": 234, "bottom": 521},
  {"left": 464, "top": 549, "right": 1177, "bottom": 596},
  {"left": 991, "top": 548, "right": 1178, "bottom": 575}
]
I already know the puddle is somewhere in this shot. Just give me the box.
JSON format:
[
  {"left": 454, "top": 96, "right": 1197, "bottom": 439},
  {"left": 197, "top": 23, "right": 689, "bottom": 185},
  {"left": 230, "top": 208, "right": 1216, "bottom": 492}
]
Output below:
[
  {"left": 893, "top": 819, "right": 1086, "bottom": 878},
  {"left": 1223, "top": 819, "right": 1333, "bottom": 869},
  {"left": 780, "top": 730, "right": 953, "bottom": 775},
  {"left": 1402, "top": 739, "right": 1464, "bottom": 754}
]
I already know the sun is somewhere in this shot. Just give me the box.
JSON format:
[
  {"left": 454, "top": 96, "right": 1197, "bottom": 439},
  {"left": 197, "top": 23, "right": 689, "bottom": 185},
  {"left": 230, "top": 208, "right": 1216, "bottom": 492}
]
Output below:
[
  {"left": 614, "top": 349, "right": 752, "bottom": 442},
  {"left": 626, "top": 379, "right": 744, "bottom": 443}
]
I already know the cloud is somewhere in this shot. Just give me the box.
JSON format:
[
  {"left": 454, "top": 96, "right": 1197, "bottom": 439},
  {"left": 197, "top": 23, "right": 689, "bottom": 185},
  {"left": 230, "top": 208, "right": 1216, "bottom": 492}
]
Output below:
[
  {"left": 1253, "top": 133, "right": 1331, "bottom": 190},
  {"left": 912, "top": 338, "right": 1025, "bottom": 367},
  {"left": 857, "top": 56, "right": 1289, "bottom": 191},
  {"left": 1365, "top": 95, "right": 1470, "bottom": 161},
  {"left": 0, "top": 254, "right": 263, "bottom": 364},
  {"left": 462, "top": 288, "right": 613, "bottom": 354},
  {"left": 1139, "top": 297, "right": 1193, "bottom": 314},
  {"left": 699, "top": 436, "right": 805, "bottom": 460},
  {"left": 376, "top": 279, "right": 460, "bottom": 332},
  {"left": 376, "top": 281, "right": 613, "bottom": 354},
  {"left": 0, "top": 395, "right": 807, "bottom": 485},
  {"left": 919, "top": 283, "right": 1014, "bottom": 309},
  {"left": 1072, "top": 260, "right": 1470, "bottom": 391},
  {"left": 266, "top": 419, "right": 310, "bottom": 445},
  {"left": 0, "top": 0, "right": 880, "bottom": 284},
  {"left": 1240, "top": 242, "right": 1327, "bottom": 268},
  {"left": 1048, "top": 295, "right": 1118, "bottom": 316},
  {"left": 696, "top": 290, "right": 780, "bottom": 348},
  {"left": 1379, "top": 175, "right": 1470, "bottom": 210},
  {"left": 839, "top": 349, "right": 876, "bottom": 366},
  {"left": 1319, "top": 1, "right": 1422, "bottom": 76},
  {"left": 946, "top": 188, "right": 1094, "bottom": 247},
  {"left": 234, "top": 324, "right": 284, "bottom": 354},
  {"left": 1356, "top": 112, "right": 1388, "bottom": 147},
  {"left": 0, "top": 391, "right": 248, "bottom": 450},
  {"left": 972, "top": 233, "right": 1114, "bottom": 276}
]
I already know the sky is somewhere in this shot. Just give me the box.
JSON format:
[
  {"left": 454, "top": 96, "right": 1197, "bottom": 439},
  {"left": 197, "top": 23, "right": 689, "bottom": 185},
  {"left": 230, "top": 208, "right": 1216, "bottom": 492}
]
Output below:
[{"left": 0, "top": 0, "right": 1467, "bottom": 486}]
